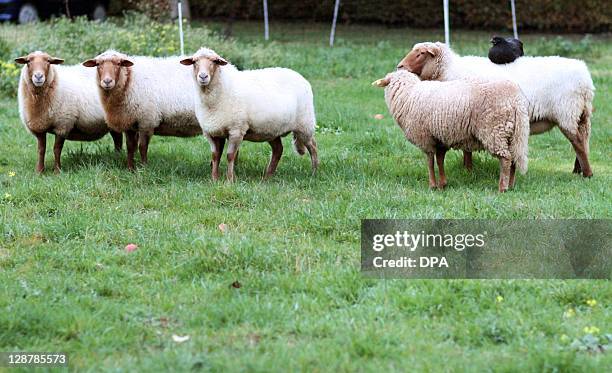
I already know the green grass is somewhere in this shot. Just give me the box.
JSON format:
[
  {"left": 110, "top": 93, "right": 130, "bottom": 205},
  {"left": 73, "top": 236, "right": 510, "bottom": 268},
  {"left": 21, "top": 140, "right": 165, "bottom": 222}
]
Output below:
[{"left": 0, "top": 19, "right": 611, "bottom": 372}]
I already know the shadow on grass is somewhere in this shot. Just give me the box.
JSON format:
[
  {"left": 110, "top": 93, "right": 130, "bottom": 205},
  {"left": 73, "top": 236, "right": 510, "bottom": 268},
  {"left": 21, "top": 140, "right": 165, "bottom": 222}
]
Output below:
[{"left": 53, "top": 136, "right": 590, "bottom": 192}]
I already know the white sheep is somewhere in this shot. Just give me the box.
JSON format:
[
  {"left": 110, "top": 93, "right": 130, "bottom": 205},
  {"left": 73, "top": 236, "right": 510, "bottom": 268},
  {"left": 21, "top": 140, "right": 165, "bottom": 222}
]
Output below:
[
  {"left": 373, "top": 70, "right": 529, "bottom": 192},
  {"left": 398, "top": 42, "right": 595, "bottom": 177},
  {"left": 180, "top": 47, "right": 318, "bottom": 182},
  {"left": 82, "top": 50, "right": 202, "bottom": 170},
  {"left": 15, "top": 51, "right": 122, "bottom": 173}
]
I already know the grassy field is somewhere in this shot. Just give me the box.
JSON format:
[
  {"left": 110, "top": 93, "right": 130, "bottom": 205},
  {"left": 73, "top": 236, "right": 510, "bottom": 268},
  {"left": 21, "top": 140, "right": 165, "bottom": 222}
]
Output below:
[{"left": 0, "top": 18, "right": 611, "bottom": 371}]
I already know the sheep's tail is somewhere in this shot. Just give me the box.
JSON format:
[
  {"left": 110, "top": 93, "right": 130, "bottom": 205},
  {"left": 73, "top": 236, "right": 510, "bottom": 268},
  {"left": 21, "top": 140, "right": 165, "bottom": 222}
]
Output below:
[
  {"left": 292, "top": 134, "right": 307, "bottom": 155},
  {"left": 580, "top": 88, "right": 594, "bottom": 156},
  {"left": 512, "top": 98, "right": 530, "bottom": 174}
]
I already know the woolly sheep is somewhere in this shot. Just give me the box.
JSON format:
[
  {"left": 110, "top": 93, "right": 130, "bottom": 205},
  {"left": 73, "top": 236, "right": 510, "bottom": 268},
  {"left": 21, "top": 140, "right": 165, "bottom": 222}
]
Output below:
[
  {"left": 397, "top": 42, "right": 595, "bottom": 177},
  {"left": 82, "top": 50, "right": 202, "bottom": 170},
  {"left": 16, "top": 51, "right": 122, "bottom": 173},
  {"left": 180, "top": 47, "right": 318, "bottom": 182},
  {"left": 373, "top": 70, "right": 529, "bottom": 192}
]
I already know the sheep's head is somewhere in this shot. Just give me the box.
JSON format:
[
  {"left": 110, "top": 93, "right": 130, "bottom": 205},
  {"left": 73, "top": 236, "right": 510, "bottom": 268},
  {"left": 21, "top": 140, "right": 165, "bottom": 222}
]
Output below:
[
  {"left": 180, "top": 48, "right": 228, "bottom": 88},
  {"left": 15, "top": 51, "right": 64, "bottom": 88},
  {"left": 82, "top": 51, "right": 134, "bottom": 91},
  {"left": 396, "top": 42, "right": 442, "bottom": 79}
]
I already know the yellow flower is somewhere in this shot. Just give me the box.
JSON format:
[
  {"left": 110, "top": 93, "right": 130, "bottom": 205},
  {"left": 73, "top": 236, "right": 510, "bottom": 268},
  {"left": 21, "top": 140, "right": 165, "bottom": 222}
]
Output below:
[
  {"left": 496, "top": 295, "right": 504, "bottom": 303},
  {"left": 3, "top": 193, "right": 11, "bottom": 199},
  {"left": 563, "top": 308, "right": 575, "bottom": 318},
  {"left": 8, "top": 171, "right": 15, "bottom": 177},
  {"left": 560, "top": 334, "right": 570, "bottom": 342},
  {"left": 586, "top": 299, "right": 597, "bottom": 307},
  {"left": 583, "top": 326, "right": 600, "bottom": 335}
]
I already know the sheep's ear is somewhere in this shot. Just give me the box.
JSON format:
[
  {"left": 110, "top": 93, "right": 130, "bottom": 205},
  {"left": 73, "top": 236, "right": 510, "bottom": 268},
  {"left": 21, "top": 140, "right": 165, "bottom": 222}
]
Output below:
[
  {"left": 15, "top": 56, "right": 29, "bottom": 64},
  {"left": 119, "top": 59, "right": 134, "bottom": 67},
  {"left": 49, "top": 57, "right": 64, "bottom": 65},
  {"left": 213, "top": 57, "right": 228, "bottom": 66},
  {"left": 82, "top": 59, "right": 98, "bottom": 67},
  {"left": 426, "top": 46, "right": 440, "bottom": 57},
  {"left": 179, "top": 58, "right": 195, "bottom": 66},
  {"left": 372, "top": 77, "right": 390, "bottom": 87}
]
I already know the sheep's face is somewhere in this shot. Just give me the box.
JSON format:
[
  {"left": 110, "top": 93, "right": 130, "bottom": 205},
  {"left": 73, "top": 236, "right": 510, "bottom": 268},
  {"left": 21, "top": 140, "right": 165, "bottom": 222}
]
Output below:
[
  {"left": 82, "top": 55, "right": 134, "bottom": 91},
  {"left": 180, "top": 53, "right": 228, "bottom": 88},
  {"left": 396, "top": 44, "right": 439, "bottom": 77},
  {"left": 15, "top": 51, "right": 64, "bottom": 88}
]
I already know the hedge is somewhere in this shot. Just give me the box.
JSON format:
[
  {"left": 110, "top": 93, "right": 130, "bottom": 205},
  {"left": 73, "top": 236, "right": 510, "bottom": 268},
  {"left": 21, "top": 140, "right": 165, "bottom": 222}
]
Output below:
[{"left": 109, "top": 1, "right": 611, "bottom": 32}]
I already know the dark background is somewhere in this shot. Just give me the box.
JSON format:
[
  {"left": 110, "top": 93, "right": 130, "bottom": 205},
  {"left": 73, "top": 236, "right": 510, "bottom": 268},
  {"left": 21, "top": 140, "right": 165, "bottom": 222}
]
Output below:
[{"left": 110, "top": 0, "right": 611, "bottom": 33}]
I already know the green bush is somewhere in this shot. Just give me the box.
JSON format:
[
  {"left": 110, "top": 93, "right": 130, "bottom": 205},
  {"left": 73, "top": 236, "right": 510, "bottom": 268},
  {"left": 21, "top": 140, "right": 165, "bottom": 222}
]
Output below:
[
  {"left": 185, "top": 0, "right": 611, "bottom": 33},
  {"left": 0, "top": 60, "right": 20, "bottom": 98},
  {"left": 529, "top": 35, "right": 600, "bottom": 59},
  {"left": 0, "top": 37, "right": 10, "bottom": 60}
]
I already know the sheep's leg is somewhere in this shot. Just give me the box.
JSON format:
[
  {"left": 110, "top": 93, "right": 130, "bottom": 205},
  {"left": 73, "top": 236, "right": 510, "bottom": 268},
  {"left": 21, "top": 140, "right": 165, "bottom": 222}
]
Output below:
[
  {"left": 498, "top": 157, "right": 511, "bottom": 193},
  {"left": 427, "top": 153, "right": 436, "bottom": 189},
  {"left": 110, "top": 131, "right": 123, "bottom": 152},
  {"left": 34, "top": 132, "right": 46, "bottom": 174},
  {"left": 572, "top": 158, "right": 581, "bottom": 174},
  {"left": 53, "top": 136, "right": 65, "bottom": 174},
  {"left": 305, "top": 138, "right": 319, "bottom": 175},
  {"left": 138, "top": 130, "right": 153, "bottom": 165},
  {"left": 226, "top": 134, "right": 243, "bottom": 182},
  {"left": 265, "top": 137, "right": 283, "bottom": 179},
  {"left": 509, "top": 163, "right": 517, "bottom": 189},
  {"left": 463, "top": 151, "right": 473, "bottom": 171},
  {"left": 125, "top": 130, "right": 138, "bottom": 171},
  {"left": 559, "top": 127, "right": 592, "bottom": 178},
  {"left": 211, "top": 137, "right": 226, "bottom": 181},
  {"left": 435, "top": 147, "right": 448, "bottom": 189}
]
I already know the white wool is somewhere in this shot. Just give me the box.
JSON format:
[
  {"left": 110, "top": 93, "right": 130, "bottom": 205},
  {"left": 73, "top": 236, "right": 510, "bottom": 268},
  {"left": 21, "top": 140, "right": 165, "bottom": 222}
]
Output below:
[
  {"left": 94, "top": 50, "right": 201, "bottom": 134},
  {"left": 418, "top": 42, "right": 595, "bottom": 135},
  {"left": 381, "top": 70, "right": 529, "bottom": 173},
  {"left": 18, "top": 64, "right": 107, "bottom": 137},
  {"left": 189, "top": 50, "right": 316, "bottom": 152}
]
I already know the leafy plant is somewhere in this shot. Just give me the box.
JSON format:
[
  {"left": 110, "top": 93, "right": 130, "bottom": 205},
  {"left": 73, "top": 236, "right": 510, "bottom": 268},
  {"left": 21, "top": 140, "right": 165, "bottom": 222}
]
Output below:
[
  {"left": 570, "top": 333, "right": 612, "bottom": 353},
  {"left": 530, "top": 35, "right": 600, "bottom": 59}
]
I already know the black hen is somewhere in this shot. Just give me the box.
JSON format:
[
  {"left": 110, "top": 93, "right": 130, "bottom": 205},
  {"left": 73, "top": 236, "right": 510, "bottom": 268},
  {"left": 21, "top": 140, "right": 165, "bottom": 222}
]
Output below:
[{"left": 488, "top": 36, "right": 524, "bottom": 64}]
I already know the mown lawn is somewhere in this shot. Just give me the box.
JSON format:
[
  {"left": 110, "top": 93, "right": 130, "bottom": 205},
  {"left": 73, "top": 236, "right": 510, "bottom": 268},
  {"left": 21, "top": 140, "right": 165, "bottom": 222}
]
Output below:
[{"left": 0, "top": 19, "right": 610, "bottom": 371}]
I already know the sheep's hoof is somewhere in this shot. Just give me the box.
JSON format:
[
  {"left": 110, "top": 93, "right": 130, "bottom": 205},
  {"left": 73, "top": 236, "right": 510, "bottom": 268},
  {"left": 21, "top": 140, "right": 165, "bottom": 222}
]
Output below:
[
  {"left": 53, "top": 167, "right": 61, "bottom": 175},
  {"left": 437, "top": 181, "right": 447, "bottom": 190},
  {"left": 582, "top": 170, "right": 593, "bottom": 178}
]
